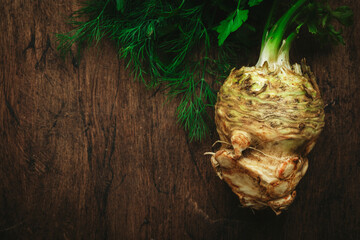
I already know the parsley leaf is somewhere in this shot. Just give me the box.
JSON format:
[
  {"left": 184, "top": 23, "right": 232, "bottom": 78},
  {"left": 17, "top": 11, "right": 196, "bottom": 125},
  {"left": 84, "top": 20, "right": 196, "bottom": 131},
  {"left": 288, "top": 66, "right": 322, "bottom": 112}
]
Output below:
[{"left": 215, "top": 9, "right": 249, "bottom": 46}]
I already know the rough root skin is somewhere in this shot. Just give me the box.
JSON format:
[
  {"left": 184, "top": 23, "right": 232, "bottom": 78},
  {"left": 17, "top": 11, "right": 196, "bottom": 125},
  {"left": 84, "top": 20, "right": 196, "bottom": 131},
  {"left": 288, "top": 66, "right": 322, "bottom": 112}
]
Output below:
[{"left": 212, "top": 60, "right": 325, "bottom": 214}]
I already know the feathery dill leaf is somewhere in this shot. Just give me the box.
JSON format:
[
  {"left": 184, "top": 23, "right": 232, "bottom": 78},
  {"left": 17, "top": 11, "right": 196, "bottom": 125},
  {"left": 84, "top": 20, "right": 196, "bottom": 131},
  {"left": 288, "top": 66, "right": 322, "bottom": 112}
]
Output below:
[{"left": 57, "top": 0, "right": 253, "bottom": 141}]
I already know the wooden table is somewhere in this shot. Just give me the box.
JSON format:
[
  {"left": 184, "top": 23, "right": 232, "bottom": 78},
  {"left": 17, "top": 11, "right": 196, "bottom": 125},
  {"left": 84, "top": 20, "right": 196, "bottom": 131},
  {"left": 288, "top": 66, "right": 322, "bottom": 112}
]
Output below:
[{"left": 1, "top": 1, "right": 359, "bottom": 239}]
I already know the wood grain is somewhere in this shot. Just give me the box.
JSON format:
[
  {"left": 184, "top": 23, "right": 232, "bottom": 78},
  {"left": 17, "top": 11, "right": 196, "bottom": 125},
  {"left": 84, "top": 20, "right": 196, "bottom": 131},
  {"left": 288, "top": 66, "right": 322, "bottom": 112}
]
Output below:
[{"left": 1, "top": 1, "right": 359, "bottom": 239}]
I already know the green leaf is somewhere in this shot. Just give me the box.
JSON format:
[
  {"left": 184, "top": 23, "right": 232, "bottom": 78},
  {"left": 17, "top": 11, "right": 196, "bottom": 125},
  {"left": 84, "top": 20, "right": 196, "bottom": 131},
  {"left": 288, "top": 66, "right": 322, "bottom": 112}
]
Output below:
[
  {"left": 248, "top": 0, "right": 263, "bottom": 7},
  {"left": 215, "top": 9, "right": 249, "bottom": 46},
  {"left": 331, "top": 6, "right": 353, "bottom": 26},
  {"left": 328, "top": 25, "right": 345, "bottom": 45},
  {"left": 116, "top": 0, "right": 125, "bottom": 13},
  {"left": 321, "top": 14, "right": 329, "bottom": 28},
  {"left": 307, "top": 22, "right": 317, "bottom": 34},
  {"left": 233, "top": 9, "right": 249, "bottom": 31}
]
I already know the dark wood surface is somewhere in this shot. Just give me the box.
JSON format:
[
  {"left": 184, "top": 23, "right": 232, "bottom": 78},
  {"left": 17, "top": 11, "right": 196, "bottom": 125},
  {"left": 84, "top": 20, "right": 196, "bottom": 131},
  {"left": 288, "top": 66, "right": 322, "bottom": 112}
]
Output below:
[{"left": 1, "top": 1, "right": 359, "bottom": 239}]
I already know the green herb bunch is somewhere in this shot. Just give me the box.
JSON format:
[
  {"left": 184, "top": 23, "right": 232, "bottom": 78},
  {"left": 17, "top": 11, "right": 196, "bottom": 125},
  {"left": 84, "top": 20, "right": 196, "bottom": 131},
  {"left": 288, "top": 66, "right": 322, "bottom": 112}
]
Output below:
[
  {"left": 57, "top": 0, "right": 262, "bottom": 141},
  {"left": 57, "top": 0, "right": 352, "bottom": 141}
]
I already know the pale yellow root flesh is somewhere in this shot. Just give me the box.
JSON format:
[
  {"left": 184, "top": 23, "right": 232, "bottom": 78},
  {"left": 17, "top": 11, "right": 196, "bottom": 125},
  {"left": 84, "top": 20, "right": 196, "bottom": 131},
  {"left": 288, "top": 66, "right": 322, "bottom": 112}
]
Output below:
[{"left": 212, "top": 145, "right": 308, "bottom": 214}]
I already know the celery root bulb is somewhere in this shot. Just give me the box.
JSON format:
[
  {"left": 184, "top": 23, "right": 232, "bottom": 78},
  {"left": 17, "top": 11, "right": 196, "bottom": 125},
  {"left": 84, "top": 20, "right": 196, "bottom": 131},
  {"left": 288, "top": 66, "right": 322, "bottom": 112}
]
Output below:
[{"left": 211, "top": 61, "right": 325, "bottom": 214}]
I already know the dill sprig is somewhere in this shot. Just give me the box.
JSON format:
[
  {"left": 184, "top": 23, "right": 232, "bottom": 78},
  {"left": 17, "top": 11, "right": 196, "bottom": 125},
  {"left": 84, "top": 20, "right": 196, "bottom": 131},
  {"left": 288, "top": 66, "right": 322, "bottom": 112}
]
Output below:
[{"left": 57, "top": 0, "right": 257, "bottom": 141}]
